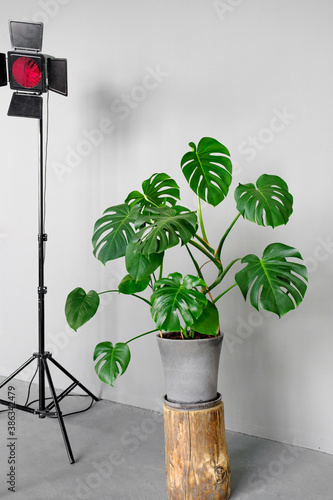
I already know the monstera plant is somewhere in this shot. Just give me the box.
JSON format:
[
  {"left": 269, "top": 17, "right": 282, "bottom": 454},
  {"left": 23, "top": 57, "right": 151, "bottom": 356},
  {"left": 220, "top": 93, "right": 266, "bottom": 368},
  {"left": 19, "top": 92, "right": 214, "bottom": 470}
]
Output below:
[{"left": 65, "top": 137, "right": 308, "bottom": 386}]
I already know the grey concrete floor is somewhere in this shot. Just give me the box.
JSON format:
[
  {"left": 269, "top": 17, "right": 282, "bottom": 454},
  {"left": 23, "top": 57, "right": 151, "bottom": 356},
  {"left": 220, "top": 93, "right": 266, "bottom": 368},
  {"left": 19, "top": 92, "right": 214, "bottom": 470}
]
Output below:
[{"left": 0, "top": 377, "right": 332, "bottom": 500}]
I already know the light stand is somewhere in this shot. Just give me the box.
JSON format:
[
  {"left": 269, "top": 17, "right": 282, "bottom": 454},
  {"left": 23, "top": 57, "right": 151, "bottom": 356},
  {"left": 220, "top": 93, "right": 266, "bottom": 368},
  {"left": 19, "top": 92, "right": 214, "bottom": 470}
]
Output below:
[{"left": 0, "top": 21, "right": 99, "bottom": 464}]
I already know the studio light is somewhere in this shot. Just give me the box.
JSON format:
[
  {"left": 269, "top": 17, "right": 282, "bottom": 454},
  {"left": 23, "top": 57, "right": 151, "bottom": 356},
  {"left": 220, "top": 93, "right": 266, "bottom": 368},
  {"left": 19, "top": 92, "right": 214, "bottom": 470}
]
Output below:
[
  {"left": 9, "top": 53, "right": 45, "bottom": 90},
  {"left": 0, "top": 20, "right": 68, "bottom": 119},
  {"left": 0, "top": 20, "right": 98, "bottom": 465}
]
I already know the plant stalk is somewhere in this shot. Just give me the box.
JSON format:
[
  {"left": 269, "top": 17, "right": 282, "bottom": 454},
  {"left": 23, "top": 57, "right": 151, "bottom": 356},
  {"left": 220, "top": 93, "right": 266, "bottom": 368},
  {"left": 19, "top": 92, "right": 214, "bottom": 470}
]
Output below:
[
  {"left": 212, "top": 283, "right": 237, "bottom": 303},
  {"left": 194, "top": 234, "right": 215, "bottom": 255},
  {"left": 126, "top": 328, "right": 159, "bottom": 344},
  {"left": 188, "top": 240, "right": 222, "bottom": 269},
  {"left": 216, "top": 213, "right": 241, "bottom": 261},
  {"left": 197, "top": 195, "right": 208, "bottom": 243},
  {"left": 185, "top": 244, "right": 205, "bottom": 282},
  {"left": 158, "top": 261, "right": 164, "bottom": 280},
  {"left": 98, "top": 289, "right": 151, "bottom": 306},
  {"left": 182, "top": 327, "right": 189, "bottom": 339},
  {"left": 132, "top": 294, "right": 152, "bottom": 306},
  {"left": 207, "top": 257, "right": 242, "bottom": 293}
]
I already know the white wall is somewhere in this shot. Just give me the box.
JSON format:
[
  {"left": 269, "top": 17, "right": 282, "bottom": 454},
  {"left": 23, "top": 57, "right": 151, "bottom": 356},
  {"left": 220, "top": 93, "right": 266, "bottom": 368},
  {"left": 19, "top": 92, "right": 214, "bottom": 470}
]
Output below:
[{"left": 0, "top": 0, "right": 332, "bottom": 454}]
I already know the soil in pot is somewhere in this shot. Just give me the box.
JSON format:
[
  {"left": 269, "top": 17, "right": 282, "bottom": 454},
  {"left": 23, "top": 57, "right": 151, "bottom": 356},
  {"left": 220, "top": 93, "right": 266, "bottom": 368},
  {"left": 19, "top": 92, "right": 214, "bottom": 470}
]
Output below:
[{"left": 161, "top": 331, "right": 221, "bottom": 340}]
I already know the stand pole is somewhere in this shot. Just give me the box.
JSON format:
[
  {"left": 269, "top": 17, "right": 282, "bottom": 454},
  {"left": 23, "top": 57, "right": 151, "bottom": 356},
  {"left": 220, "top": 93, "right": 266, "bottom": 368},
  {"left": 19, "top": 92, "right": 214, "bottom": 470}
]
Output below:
[
  {"left": 0, "top": 96, "right": 99, "bottom": 464},
  {"left": 38, "top": 114, "right": 46, "bottom": 417}
]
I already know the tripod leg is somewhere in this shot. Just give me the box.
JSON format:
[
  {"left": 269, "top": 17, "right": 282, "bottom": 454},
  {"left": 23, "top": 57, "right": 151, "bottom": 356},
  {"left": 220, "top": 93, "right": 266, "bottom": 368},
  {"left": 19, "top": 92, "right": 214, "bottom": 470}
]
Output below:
[
  {"left": 0, "top": 356, "right": 36, "bottom": 390},
  {"left": 48, "top": 356, "right": 99, "bottom": 401},
  {"left": 42, "top": 358, "right": 75, "bottom": 464}
]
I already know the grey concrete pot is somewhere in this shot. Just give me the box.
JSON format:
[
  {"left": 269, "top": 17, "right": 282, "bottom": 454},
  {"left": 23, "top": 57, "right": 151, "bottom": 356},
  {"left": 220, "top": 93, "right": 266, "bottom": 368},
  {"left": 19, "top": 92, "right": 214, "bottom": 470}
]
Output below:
[{"left": 156, "top": 334, "right": 223, "bottom": 404}]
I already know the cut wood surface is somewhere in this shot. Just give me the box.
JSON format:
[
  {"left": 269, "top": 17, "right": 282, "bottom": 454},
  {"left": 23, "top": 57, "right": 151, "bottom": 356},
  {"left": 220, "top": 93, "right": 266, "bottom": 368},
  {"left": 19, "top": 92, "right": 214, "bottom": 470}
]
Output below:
[{"left": 163, "top": 401, "right": 231, "bottom": 499}]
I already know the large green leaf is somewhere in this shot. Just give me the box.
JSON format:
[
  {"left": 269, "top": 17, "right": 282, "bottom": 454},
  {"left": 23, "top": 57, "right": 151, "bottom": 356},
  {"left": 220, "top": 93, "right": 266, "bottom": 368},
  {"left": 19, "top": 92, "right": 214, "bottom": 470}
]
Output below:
[
  {"left": 234, "top": 174, "right": 293, "bottom": 227},
  {"left": 134, "top": 205, "right": 197, "bottom": 255},
  {"left": 125, "top": 172, "right": 180, "bottom": 208},
  {"left": 65, "top": 288, "right": 100, "bottom": 331},
  {"left": 180, "top": 137, "right": 232, "bottom": 207},
  {"left": 235, "top": 243, "right": 308, "bottom": 317},
  {"left": 92, "top": 204, "right": 140, "bottom": 264},
  {"left": 93, "top": 341, "right": 131, "bottom": 386},
  {"left": 125, "top": 241, "right": 164, "bottom": 280},
  {"left": 150, "top": 273, "right": 208, "bottom": 331},
  {"left": 118, "top": 274, "right": 150, "bottom": 294},
  {"left": 191, "top": 300, "right": 219, "bottom": 336}
]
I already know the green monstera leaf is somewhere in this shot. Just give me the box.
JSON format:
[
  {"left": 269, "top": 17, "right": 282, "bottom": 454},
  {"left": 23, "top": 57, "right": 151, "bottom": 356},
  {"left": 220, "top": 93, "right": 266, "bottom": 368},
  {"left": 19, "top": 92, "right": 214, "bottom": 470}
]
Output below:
[
  {"left": 125, "top": 172, "right": 180, "bottom": 208},
  {"left": 118, "top": 274, "right": 150, "bottom": 294},
  {"left": 125, "top": 241, "right": 164, "bottom": 280},
  {"left": 92, "top": 204, "right": 140, "bottom": 264},
  {"left": 180, "top": 137, "right": 232, "bottom": 207},
  {"left": 191, "top": 300, "right": 219, "bottom": 336},
  {"left": 234, "top": 174, "right": 293, "bottom": 228},
  {"left": 134, "top": 205, "right": 197, "bottom": 255},
  {"left": 235, "top": 243, "right": 308, "bottom": 318},
  {"left": 150, "top": 273, "right": 208, "bottom": 332},
  {"left": 65, "top": 287, "right": 100, "bottom": 331},
  {"left": 93, "top": 341, "right": 131, "bottom": 386}
]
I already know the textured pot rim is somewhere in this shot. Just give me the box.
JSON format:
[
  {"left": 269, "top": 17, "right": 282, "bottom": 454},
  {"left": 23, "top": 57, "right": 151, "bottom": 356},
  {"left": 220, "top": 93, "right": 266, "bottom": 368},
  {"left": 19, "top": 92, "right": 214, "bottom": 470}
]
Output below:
[
  {"left": 156, "top": 333, "right": 224, "bottom": 342},
  {"left": 163, "top": 392, "right": 222, "bottom": 410}
]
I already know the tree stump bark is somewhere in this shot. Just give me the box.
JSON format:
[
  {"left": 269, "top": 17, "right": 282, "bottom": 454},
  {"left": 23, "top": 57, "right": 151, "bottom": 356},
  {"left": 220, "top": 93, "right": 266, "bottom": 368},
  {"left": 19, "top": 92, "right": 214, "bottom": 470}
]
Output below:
[{"left": 163, "top": 400, "right": 231, "bottom": 499}]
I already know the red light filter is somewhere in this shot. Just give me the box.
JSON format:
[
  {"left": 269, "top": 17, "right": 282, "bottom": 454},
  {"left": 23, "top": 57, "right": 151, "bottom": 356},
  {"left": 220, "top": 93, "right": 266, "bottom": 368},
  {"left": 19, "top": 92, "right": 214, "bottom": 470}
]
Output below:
[{"left": 12, "top": 56, "right": 41, "bottom": 88}]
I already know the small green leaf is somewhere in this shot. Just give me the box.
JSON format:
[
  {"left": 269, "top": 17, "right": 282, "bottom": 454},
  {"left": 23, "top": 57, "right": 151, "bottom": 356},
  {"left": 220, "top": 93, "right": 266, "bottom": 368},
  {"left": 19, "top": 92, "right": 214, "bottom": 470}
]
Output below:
[
  {"left": 181, "top": 137, "right": 232, "bottom": 207},
  {"left": 125, "top": 172, "right": 180, "bottom": 208},
  {"left": 65, "top": 288, "right": 100, "bottom": 331},
  {"left": 191, "top": 300, "right": 219, "bottom": 335},
  {"left": 118, "top": 274, "right": 150, "bottom": 294},
  {"left": 125, "top": 241, "right": 164, "bottom": 280},
  {"left": 134, "top": 205, "right": 197, "bottom": 255},
  {"left": 235, "top": 243, "right": 308, "bottom": 317},
  {"left": 92, "top": 204, "right": 140, "bottom": 264},
  {"left": 234, "top": 174, "right": 293, "bottom": 227},
  {"left": 150, "top": 273, "right": 207, "bottom": 332},
  {"left": 93, "top": 341, "right": 131, "bottom": 386}
]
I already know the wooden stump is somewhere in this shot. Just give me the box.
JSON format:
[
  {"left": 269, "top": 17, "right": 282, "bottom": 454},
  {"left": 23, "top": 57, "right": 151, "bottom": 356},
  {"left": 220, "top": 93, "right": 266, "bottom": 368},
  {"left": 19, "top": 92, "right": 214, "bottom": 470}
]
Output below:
[{"left": 163, "top": 400, "right": 231, "bottom": 499}]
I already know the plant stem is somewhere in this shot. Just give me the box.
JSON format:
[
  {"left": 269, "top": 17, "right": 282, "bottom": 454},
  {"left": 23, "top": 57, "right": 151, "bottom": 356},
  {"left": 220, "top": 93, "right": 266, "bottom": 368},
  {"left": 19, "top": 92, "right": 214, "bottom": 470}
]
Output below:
[
  {"left": 216, "top": 213, "right": 241, "bottom": 261},
  {"left": 197, "top": 195, "right": 208, "bottom": 242},
  {"left": 158, "top": 262, "right": 163, "bottom": 280},
  {"left": 182, "top": 327, "right": 189, "bottom": 339},
  {"left": 188, "top": 240, "right": 222, "bottom": 269},
  {"left": 194, "top": 234, "right": 215, "bottom": 255},
  {"left": 212, "top": 283, "right": 237, "bottom": 303},
  {"left": 185, "top": 244, "right": 205, "bottom": 282},
  {"left": 98, "top": 289, "right": 151, "bottom": 306},
  {"left": 126, "top": 328, "right": 159, "bottom": 344},
  {"left": 207, "top": 258, "right": 242, "bottom": 293},
  {"left": 132, "top": 294, "right": 152, "bottom": 306}
]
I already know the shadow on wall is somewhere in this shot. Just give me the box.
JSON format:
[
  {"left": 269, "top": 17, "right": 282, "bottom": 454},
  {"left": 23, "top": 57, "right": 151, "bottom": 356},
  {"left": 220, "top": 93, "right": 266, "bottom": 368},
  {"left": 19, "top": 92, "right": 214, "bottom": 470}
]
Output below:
[{"left": 52, "top": 64, "right": 169, "bottom": 184}]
